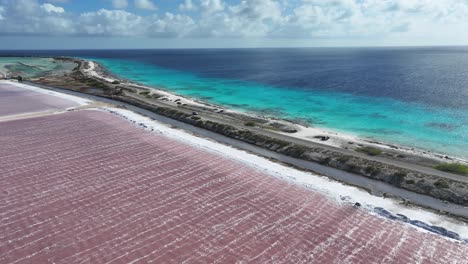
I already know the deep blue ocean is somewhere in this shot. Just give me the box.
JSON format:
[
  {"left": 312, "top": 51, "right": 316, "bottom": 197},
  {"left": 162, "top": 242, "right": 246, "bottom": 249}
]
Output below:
[{"left": 2, "top": 48, "right": 468, "bottom": 158}]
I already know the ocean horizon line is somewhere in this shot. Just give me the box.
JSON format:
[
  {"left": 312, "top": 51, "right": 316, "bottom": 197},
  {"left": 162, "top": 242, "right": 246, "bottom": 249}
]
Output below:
[{"left": 2, "top": 44, "right": 468, "bottom": 51}]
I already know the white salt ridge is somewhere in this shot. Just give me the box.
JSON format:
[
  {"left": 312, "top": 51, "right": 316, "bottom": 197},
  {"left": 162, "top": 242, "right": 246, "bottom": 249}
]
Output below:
[{"left": 101, "top": 107, "right": 468, "bottom": 241}]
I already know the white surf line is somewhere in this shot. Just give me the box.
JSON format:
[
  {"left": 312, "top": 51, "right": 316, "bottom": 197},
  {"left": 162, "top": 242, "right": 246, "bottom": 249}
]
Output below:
[
  {"left": 100, "top": 107, "right": 468, "bottom": 241},
  {"left": 2, "top": 80, "right": 91, "bottom": 106}
]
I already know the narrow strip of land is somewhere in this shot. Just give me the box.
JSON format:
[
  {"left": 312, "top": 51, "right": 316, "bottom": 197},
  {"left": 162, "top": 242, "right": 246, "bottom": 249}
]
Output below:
[{"left": 29, "top": 80, "right": 468, "bottom": 184}]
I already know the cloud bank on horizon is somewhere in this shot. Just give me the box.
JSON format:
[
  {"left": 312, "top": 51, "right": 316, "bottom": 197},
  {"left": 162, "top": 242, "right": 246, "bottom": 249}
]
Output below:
[{"left": 0, "top": 0, "right": 468, "bottom": 47}]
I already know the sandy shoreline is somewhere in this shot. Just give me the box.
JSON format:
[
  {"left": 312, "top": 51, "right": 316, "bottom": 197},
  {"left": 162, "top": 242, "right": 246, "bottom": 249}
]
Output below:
[{"left": 84, "top": 59, "right": 468, "bottom": 165}]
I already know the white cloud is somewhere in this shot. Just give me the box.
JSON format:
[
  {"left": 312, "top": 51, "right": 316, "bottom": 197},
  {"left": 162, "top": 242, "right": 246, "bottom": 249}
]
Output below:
[
  {"left": 282, "top": 0, "right": 468, "bottom": 38},
  {"left": 41, "top": 3, "right": 65, "bottom": 13},
  {"left": 148, "top": 13, "right": 195, "bottom": 37},
  {"left": 0, "top": 0, "right": 468, "bottom": 46},
  {"left": 134, "top": 0, "right": 157, "bottom": 11},
  {"left": 179, "top": 0, "right": 197, "bottom": 11},
  {"left": 232, "top": 0, "right": 283, "bottom": 21},
  {"left": 8, "top": 0, "right": 40, "bottom": 15},
  {"left": 40, "top": 16, "right": 75, "bottom": 34},
  {"left": 193, "top": 0, "right": 285, "bottom": 37},
  {"left": 0, "top": 0, "right": 73, "bottom": 35},
  {"left": 79, "top": 9, "right": 144, "bottom": 36},
  {"left": 112, "top": 0, "right": 128, "bottom": 9},
  {"left": 200, "top": 0, "right": 224, "bottom": 13}
]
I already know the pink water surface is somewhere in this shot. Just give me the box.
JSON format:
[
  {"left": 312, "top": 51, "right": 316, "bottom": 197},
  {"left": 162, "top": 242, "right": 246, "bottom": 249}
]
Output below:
[{"left": 0, "top": 110, "right": 466, "bottom": 263}]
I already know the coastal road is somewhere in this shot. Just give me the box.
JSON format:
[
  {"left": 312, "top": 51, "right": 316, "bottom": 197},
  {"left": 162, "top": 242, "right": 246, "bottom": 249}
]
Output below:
[
  {"left": 125, "top": 89, "right": 468, "bottom": 184},
  {"left": 33, "top": 80, "right": 468, "bottom": 184},
  {"left": 16, "top": 82, "right": 468, "bottom": 218},
  {"left": 73, "top": 62, "right": 468, "bottom": 183},
  {"left": 249, "top": 122, "right": 468, "bottom": 183},
  {"left": 25, "top": 81, "right": 468, "bottom": 219},
  {"left": 25, "top": 80, "right": 468, "bottom": 185}
]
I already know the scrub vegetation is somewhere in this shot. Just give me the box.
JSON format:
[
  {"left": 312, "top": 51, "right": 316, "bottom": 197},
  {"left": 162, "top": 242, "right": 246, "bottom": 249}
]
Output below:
[{"left": 434, "top": 163, "right": 468, "bottom": 176}]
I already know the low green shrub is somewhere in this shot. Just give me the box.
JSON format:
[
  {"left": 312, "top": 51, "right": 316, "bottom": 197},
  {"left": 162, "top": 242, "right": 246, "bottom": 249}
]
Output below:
[
  {"left": 320, "top": 157, "right": 332, "bottom": 165},
  {"left": 433, "top": 163, "right": 468, "bottom": 176},
  {"left": 365, "top": 166, "right": 381, "bottom": 176},
  {"left": 434, "top": 179, "right": 450, "bottom": 189},
  {"left": 337, "top": 156, "right": 351, "bottom": 164},
  {"left": 286, "top": 145, "right": 308, "bottom": 158},
  {"left": 244, "top": 121, "right": 256, "bottom": 127},
  {"left": 356, "top": 147, "right": 382, "bottom": 156},
  {"left": 86, "top": 79, "right": 108, "bottom": 89},
  {"left": 391, "top": 171, "right": 407, "bottom": 186},
  {"left": 393, "top": 171, "right": 408, "bottom": 178},
  {"left": 345, "top": 164, "right": 359, "bottom": 173}
]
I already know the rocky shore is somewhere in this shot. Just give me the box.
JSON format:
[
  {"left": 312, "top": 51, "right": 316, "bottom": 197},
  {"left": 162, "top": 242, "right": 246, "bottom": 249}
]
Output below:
[{"left": 30, "top": 57, "right": 468, "bottom": 207}]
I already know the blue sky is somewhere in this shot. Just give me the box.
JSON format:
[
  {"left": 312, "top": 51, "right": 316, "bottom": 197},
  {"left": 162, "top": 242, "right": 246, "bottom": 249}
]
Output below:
[{"left": 1, "top": 0, "right": 468, "bottom": 49}]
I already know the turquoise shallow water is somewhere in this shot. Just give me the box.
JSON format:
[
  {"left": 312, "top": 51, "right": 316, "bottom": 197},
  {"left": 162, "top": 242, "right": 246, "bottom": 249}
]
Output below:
[
  {"left": 91, "top": 57, "right": 468, "bottom": 158},
  {"left": 0, "top": 57, "right": 75, "bottom": 78}
]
